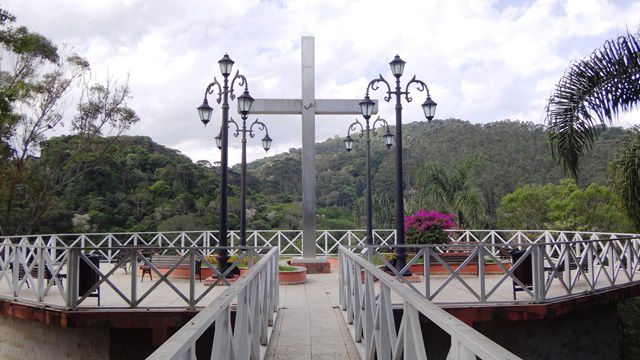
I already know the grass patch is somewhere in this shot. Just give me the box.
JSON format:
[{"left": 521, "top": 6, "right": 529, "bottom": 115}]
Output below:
[{"left": 279, "top": 265, "right": 299, "bottom": 271}]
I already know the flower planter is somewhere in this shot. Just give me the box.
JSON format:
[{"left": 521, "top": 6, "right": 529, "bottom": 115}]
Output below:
[
  {"left": 483, "top": 262, "right": 511, "bottom": 274},
  {"left": 423, "top": 252, "right": 511, "bottom": 275},
  {"left": 326, "top": 257, "right": 339, "bottom": 269},
  {"left": 380, "top": 253, "right": 512, "bottom": 276},
  {"left": 377, "top": 265, "right": 422, "bottom": 283},
  {"left": 138, "top": 265, "right": 217, "bottom": 279},
  {"left": 239, "top": 265, "right": 307, "bottom": 285}
]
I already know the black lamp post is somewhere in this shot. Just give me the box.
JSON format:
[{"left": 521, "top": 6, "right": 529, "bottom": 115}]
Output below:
[
  {"left": 344, "top": 116, "right": 393, "bottom": 251},
  {"left": 229, "top": 87, "right": 272, "bottom": 247},
  {"left": 361, "top": 55, "right": 437, "bottom": 273},
  {"left": 197, "top": 53, "right": 251, "bottom": 276}
]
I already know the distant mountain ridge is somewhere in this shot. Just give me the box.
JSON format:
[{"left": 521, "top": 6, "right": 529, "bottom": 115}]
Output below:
[
  {"left": 244, "top": 119, "right": 628, "bottom": 218},
  {"left": 14, "top": 119, "right": 627, "bottom": 234}
]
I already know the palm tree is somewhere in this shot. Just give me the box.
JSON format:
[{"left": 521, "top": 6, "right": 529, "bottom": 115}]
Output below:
[
  {"left": 410, "top": 158, "right": 485, "bottom": 228},
  {"left": 546, "top": 31, "right": 640, "bottom": 228}
]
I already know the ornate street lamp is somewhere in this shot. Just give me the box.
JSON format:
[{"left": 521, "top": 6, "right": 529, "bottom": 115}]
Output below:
[
  {"left": 344, "top": 116, "right": 393, "bottom": 252},
  {"left": 229, "top": 86, "right": 271, "bottom": 248},
  {"left": 197, "top": 53, "right": 252, "bottom": 277},
  {"left": 361, "top": 55, "right": 437, "bottom": 273}
]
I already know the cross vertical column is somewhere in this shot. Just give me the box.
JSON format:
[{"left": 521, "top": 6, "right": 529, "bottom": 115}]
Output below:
[
  {"left": 301, "top": 36, "right": 316, "bottom": 258},
  {"left": 250, "top": 36, "right": 377, "bottom": 266}
]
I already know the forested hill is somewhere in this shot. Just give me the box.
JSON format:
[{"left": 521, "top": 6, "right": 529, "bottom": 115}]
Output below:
[
  {"left": 8, "top": 119, "right": 628, "bottom": 234},
  {"left": 246, "top": 119, "right": 627, "bottom": 217},
  {"left": 15, "top": 136, "right": 223, "bottom": 234}
]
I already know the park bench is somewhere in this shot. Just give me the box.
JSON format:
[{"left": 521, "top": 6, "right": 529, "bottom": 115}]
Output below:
[
  {"left": 432, "top": 252, "right": 478, "bottom": 264},
  {"left": 545, "top": 257, "right": 589, "bottom": 277},
  {"left": 140, "top": 255, "right": 202, "bottom": 282},
  {"left": 10, "top": 262, "right": 66, "bottom": 289},
  {"left": 111, "top": 246, "right": 157, "bottom": 274}
]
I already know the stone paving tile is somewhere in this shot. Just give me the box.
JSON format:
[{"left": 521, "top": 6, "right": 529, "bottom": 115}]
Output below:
[{"left": 267, "top": 270, "right": 361, "bottom": 359}]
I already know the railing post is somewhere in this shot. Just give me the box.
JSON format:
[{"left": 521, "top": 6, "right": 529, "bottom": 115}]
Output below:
[
  {"left": 563, "top": 242, "right": 571, "bottom": 291},
  {"left": 107, "top": 236, "right": 113, "bottom": 263},
  {"left": 51, "top": 236, "right": 58, "bottom": 265},
  {"left": 624, "top": 239, "right": 634, "bottom": 281},
  {"left": 545, "top": 231, "right": 552, "bottom": 256},
  {"left": 130, "top": 247, "right": 137, "bottom": 308},
  {"left": 273, "top": 248, "right": 279, "bottom": 313},
  {"left": 478, "top": 246, "right": 486, "bottom": 303},
  {"left": 189, "top": 248, "right": 195, "bottom": 310},
  {"left": 66, "top": 248, "right": 79, "bottom": 309},
  {"left": 609, "top": 241, "right": 616, "bottom": 283},
  {"left": 37, "top": 244, "right": 45, "bottom": 302},
  {"left": 532, "top": 245, "right": 545, "bottom": 302},
  {"left": 12, "top": 245, "right": 19, "bottom": 298},
  {"left": 424, "top": 246, "right": 431, "bottom": 300},
  {"left": 587, "top": 241, "right": 595, "bottom": 286},
  {"left": 339, "top": 248, "right": 344, "bottom": 310}
]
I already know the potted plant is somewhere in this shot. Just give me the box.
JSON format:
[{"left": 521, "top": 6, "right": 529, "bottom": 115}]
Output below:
[
  {"left": 403, "top": 210, "right": 457, "bottom": 274},
  {"left": 236, "top": 258, "right": 308, "bottom": 285},
  {"left": 404, "top": 209, "right": 456, "bottom": 245},
  {"left": 203, "top": 254, "right": 242, "bottom": 278}
]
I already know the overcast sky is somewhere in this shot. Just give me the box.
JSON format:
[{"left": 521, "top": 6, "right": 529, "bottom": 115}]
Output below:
[{"left": 4, "top": 0, "right": 640, "bottom": 165}]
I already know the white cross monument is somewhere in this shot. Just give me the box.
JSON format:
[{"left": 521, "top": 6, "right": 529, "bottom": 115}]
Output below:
[{"left": 249, "top": 37, "right": 377, "bottom": 270}]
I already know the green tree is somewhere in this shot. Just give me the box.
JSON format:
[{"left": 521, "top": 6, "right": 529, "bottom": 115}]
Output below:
[
  {"left": 409, "top": 158, "right": 485, "bottom": 228},
  {"left": 0, "top": 9, "right": 138, "bottom": 234},
  {"left": 497, "top": 179, "right": 633, "bottom": 232},
  {"left": 157, "top": 214, "right": 203, "bottom": 232},
  {"left": 496, "top": 183, "right": 553, "bottom": 230},
  {"left": 352, "top": 193, "right": 394, "bottom": 228},
  {"left": 546, "top": 31, "right": 640, "bottom": 229},
  {"left": 610, "top": 128, "right": 640, "bottom": 230}
]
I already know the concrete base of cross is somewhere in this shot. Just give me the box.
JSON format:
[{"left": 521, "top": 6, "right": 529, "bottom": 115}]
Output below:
[{"left": 290, "top": 257, "right": 331, "bottom": 274}]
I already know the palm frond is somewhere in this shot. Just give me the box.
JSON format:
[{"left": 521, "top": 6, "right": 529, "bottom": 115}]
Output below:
[{"left": 546, "top": 31, "right": 640, "bottom": 177}]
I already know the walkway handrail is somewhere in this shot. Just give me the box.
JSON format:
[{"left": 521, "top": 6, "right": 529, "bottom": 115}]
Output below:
[
  {"left": 3, "top": 229, "right": 639, "bottom": 257},
  {"left": 147, "top": 247, "right": 279, "bottom": 360},
  {"left": 351, "top": 235, "right": 640, "bottom": 304},
  {"left": 339, "top": 246, "right": 521, "bottom": 360},
  {"left": 0, "top": 242, "right": 272, "bottom": 310}
]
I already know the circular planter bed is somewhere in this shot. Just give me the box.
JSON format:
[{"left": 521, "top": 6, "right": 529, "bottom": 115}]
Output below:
[{"left": 239, "top": 264, "right": 307, "bottom": 285}]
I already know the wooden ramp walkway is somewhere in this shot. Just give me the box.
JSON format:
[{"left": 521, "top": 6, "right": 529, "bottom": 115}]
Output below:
[{"left": 264, "top": 271, "right": 360, "bottom": 360}]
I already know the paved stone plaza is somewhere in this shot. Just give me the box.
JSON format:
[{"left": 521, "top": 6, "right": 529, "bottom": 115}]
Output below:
[{"left": 264, "top": 270, "right": 359, "bottom": 359}]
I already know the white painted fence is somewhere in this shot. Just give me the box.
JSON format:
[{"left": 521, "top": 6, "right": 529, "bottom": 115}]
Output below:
[
  {"left": 1, "top": 229, "right": 638, "bottom": 308},
  {"left": 353, "top": 236, "right": 640, "bottom": 304},
  {"left": 147, "top": 247, "right": 279, "bottom": 360},
  {"left": 339, "top": 246, "right": 521, "bottom": 360},
  {"left": 2, "top": 229, "right": 638, "bottom": 257},
  {"left": 0, "top": 241, "right": 270, "bottom": 310}
]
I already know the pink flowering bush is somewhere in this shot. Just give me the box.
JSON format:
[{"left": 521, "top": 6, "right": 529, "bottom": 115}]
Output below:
[{"left": 404, "top": 210, "right": 456, "bottom": 245}]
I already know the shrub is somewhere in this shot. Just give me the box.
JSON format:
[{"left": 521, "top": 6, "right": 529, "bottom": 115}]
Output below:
[{"left": 404, "top": 209, "right": 456, "bottom": 245}]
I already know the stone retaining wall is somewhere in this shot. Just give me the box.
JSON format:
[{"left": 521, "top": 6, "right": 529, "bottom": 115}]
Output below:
[{"left": 0, "top": 314, "right": 109, "bottom": 360}]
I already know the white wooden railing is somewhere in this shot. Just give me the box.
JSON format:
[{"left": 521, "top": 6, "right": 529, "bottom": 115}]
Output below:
[
  {"left": 352, "top": 236, "right": 640, "bottom": 304},
  {"left": 0, "top": 241, "right": 270, "bottom": 310},
  {"left": 1, "top": 230, "right": 639, "bottom": 308},
  {"left": 147, "top": 247, "right": 279, "bottom": 360},
  {"left": 2, "top": 229, "right": 639, "bottom": 257},
  {"left": 339, "top": 246, "right": 521, "bottom": 360}
]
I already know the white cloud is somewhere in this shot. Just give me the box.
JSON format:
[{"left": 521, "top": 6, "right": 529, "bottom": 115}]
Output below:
[{"left": 4, "top": 0, "right": 640, "bottom": 164}]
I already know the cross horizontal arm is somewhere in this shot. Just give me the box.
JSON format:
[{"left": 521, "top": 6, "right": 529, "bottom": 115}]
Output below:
[
  {"left": 249, "top": 99, "right": 301, "bottom": 115},
  {"left": 249, "top": 99, "right": 378, "bottom": 115}
]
